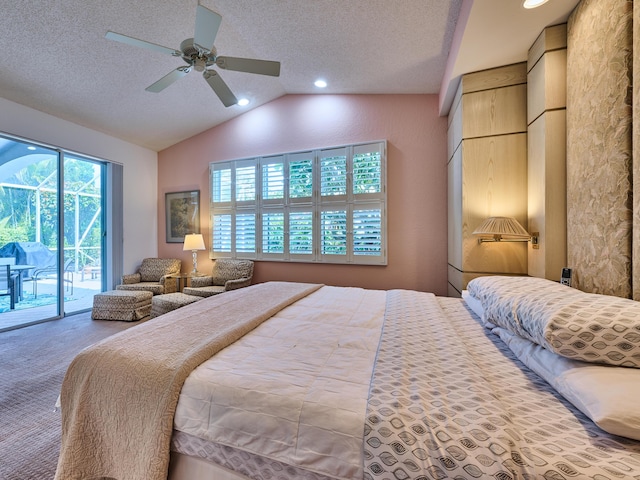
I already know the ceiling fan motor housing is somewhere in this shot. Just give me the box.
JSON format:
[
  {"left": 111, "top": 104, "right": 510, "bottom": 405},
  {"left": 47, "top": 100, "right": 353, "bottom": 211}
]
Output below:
[
  {"left": 180, "top": 38, "right": 216, "bottom": 70},
  {"left": 105, "top": 4, "right": 280, "bottom": 108}
]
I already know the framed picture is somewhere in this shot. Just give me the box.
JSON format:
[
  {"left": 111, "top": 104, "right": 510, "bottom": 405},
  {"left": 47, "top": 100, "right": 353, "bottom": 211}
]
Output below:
[{"left": 165, "top": 190, "right": 200, "bottom": 243}]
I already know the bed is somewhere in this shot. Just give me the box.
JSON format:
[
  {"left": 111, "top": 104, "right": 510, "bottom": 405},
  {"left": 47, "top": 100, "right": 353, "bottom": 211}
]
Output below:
[{"left": 54, "top": 279, "right": 640, "bottom": 480}]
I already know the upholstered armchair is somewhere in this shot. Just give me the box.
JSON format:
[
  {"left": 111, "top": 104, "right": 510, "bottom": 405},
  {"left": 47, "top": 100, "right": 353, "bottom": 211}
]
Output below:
[
  {"left": 116, "top": 258, "right": 181, "bottom": 295},
  {"left": 183, "top": 259, "right": 254, "bottom": 298}
]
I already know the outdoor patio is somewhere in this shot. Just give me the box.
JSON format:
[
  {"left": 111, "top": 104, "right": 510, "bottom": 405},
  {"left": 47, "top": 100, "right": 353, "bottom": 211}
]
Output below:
[{"left": 0, "top": 274, "right": 101, "bottom": 331}]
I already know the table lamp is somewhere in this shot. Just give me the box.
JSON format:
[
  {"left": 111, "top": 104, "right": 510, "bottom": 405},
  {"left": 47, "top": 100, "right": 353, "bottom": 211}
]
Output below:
[{"left": 183, "top": 233, "right": 205, "bottom": 274}]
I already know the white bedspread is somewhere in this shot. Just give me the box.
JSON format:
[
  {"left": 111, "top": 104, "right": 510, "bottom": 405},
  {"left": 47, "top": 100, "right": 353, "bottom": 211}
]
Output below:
[{"left": 174, "top": 285, "right": 386, "bottom": 480}]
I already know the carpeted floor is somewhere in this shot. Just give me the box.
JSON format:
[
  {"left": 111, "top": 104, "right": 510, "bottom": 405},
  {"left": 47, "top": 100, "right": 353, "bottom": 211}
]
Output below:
[{"left": 0, "top": 312, "right": 145, "bottom": 480}]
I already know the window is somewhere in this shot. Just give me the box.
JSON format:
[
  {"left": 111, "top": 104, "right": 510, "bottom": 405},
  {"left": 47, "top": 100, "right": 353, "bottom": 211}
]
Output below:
[{"left": 210, "top": 141, "right": 386, "bottom": 264}]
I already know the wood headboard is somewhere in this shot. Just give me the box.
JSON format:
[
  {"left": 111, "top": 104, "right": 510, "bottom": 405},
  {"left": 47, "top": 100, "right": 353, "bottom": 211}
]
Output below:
[{"left": 447, "top": 0, "right": 636, "bottom": 299}]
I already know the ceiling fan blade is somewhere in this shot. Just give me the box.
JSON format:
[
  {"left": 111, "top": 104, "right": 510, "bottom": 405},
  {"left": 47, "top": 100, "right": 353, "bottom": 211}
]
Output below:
[
  {"left": 105, "top": 31, "right": 180, "bottom": 56},
  {"left": 215, "top": 56, "right": 281, "bottom": 77},
  {"left": 194, "top": 5, "right": 222, "bottom": 52},
  {"left": 203, "top": 70, "right": 238, "bottom": 107},
  {"left": 145, "top": 67, "right": 191, "bottom": 93}
]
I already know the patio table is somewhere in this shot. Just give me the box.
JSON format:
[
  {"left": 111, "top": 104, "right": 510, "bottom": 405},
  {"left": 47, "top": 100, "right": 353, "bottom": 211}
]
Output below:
[{"left": 10, "top": 265, "right": 34, "bottom": 301}]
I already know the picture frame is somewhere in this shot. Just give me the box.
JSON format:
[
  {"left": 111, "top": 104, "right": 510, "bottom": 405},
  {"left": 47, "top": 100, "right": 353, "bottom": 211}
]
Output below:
[{"left": 165, "top": 190, "right": 200, "bottom": 243}]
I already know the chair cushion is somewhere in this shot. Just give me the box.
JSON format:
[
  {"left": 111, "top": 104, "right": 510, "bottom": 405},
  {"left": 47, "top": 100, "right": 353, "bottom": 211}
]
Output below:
[
  {"left": 93, "top": 289, "right": 152, "bottom": 306},
  {"left": 189, "top": 275, "right": 213, "bottom": 288},
  {"left": 183, "top": 285, "right": 226, "bottom": 297},
  {"left": 211, "top": 259, "right": 254, "bottom": 286},
  {"left": 121, "top": 273, "right": 141, "bottom": 285},
  {"left": 117, "top": 283, "right": 166, "bottom": 296},
  {"left": 138, "top": 258, "right": 181, "bottom": 282}
]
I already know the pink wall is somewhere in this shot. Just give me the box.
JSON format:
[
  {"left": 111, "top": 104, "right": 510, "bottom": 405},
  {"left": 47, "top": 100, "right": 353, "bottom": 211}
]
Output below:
[{"left": 158, "top": 94, "right": 448, "bottom": 295}]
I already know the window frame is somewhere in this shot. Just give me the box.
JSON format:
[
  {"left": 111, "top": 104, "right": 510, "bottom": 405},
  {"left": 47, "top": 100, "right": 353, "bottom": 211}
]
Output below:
[{"left": 210, "top": 140, "right": 387, "bottom": 265}]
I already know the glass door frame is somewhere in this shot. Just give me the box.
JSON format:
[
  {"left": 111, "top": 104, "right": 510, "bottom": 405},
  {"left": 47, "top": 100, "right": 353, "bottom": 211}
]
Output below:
[
  {"left": 0, "top": 133, "right": 113, "bottom": 331},
  {"left": 62, "top": 152, "right": 107, "bottom": 316}
]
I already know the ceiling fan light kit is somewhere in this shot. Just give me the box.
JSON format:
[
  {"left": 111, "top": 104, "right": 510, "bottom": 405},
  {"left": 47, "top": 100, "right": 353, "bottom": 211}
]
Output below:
[
  {"left": 105, "top": 4, "right": 280, "bottom": 107},
  {"left": 523, "top": 0, "right": 550, "bottom": 8}
]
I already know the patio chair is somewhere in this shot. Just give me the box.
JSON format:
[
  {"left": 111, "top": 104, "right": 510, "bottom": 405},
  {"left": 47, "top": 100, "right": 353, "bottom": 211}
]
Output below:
[
  {"left": 0, "top": 257, "right": 30, "bottom": 303},
  {"left": 32, "top": 258, "right": 75, "bottom": 298},
  {"left": 116, "top": 258, "right": 181, "bottom": 295},
  {"left": 0, "top": 262, "right": 18, "bottom": 310},
  {"left": 182, "top": 259, "right": 254, "bottom": 298}
]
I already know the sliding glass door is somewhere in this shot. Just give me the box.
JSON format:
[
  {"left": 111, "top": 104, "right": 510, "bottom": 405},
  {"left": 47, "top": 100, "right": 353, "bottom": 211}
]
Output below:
[
  {"left": 0, "top": 135, "right": 105, "bottom": 331},
  {"left": 62, "top": 154, "right": 105, "bottom": 315}
]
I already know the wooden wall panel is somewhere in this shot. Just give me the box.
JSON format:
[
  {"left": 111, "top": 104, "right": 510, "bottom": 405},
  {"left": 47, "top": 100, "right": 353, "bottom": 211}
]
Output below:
[
  {"left": 527, "top": 24, "right": 567, "bottom": 282},
  {"left": 447, "top": 64, "right": 528, "bottom": 295},
  {"left": 527, "top": 116, "right": 545, "bottom": 277},
  {"left": 462, "top": 134, "right": 528, "bottom": 274},
  {"left": 462, "top": 63, "right": 527, "bottom": 94},
  {"left": 448, "top": 145, "right": 463, "bottom": 270},
  {"left": 447, "top": 264, "right": 463, "bottom": 296},
  {"left": 447, "top": 91, "right": 462, "bottom": 159},
  {"left": 543, "top": 110, "right": 568, "bottom": 277},
  {"left": 528, "top": 24, "right": 568, "bottom": 67},
  {"left": 527, "top": 50, "right": 567, "bottom": 125},
  {"left": 462, "top": 85, "right": 527, "bottom": 138},
  {"left": 528, "top": 110, "right": 567, "bottom": 279},
  {"left": 447, "top": 264, "right": 497, "bottom": 297}
]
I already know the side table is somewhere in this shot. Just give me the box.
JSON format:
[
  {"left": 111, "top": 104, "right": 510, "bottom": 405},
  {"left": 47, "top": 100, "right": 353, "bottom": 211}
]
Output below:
[{"left": 169, "top": 273, "right": 206, "bottom": 292}]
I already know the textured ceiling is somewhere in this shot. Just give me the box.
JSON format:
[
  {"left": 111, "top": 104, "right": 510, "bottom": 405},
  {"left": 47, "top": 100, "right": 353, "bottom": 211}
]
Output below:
[{"left": 0, "top": 0, "right": 579, "bottom": 152}]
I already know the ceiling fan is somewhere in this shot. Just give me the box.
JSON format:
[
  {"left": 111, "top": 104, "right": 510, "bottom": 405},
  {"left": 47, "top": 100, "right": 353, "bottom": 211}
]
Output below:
[{"left": 105, "top": 4, "right": 281, "bottom": 107}]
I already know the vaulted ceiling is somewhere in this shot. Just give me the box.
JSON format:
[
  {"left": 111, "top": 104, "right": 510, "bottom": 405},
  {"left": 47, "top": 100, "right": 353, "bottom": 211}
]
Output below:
[{"left": 0, "top": 0, "right": 579, "bottom": 151}]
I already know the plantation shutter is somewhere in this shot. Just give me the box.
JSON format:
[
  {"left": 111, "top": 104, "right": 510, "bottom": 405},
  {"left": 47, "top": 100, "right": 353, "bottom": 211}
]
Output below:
[
  {"left": 212, "top": 214, "right": 232, "bottom": 252},
  {"left": 320, "top": 148, "right": 348, "bottom": 199},
  {"left": 210, "top": 141, "right": 386, "bottom": 264},
  {"left": 262, "top": 210, "right": 285, "bottom": 255},
  {"left": 262, "top": 156, "right": 284, "bottom": 201},
  {"left": 289, "top": 152, "right": 313, "bottom": 201}
]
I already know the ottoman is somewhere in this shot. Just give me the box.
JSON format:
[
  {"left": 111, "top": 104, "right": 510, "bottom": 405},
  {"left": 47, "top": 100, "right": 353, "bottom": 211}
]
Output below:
[
  {"left": 151, "top": 292, "right": 202, "bottom": 318},
  {"left": 92, "top": 290, "right": 153, "bottom": 321}
]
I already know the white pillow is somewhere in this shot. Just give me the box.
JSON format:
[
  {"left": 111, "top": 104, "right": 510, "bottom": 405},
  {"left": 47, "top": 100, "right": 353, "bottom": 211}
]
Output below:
[
  {"left": 495, "top": 326, "right": 640, "bottom": 441},
  {"left": 461, "top": 290, "right": 484, "bottom": 319}
]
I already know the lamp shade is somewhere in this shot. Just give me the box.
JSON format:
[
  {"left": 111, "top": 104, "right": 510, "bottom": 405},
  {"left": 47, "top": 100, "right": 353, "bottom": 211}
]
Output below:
[
  {"left": 183, "top": 233, "right": 205, "bottom": 251},
  {"left": 473, "top": 217, "right": 530, "bottom": 239}
]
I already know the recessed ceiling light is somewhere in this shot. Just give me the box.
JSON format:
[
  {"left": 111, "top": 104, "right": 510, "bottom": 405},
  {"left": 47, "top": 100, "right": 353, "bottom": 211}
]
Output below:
[
  {"left": 27, "top": 146, "right": 36, "bottom": 151},
  {"left": 237, "top": 98, "right": 250, "bottom": 106},
  {"left": 523, "top": 0, "right": 550, "bottom": 8},
  {"left": 314, "top": 80, "right": 327, "bottom": 88}
]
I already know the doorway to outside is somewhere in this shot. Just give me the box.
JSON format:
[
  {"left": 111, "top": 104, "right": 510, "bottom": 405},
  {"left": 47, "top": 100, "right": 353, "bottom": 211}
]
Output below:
[{"left": 0, "top": 135, "right": 105, "bottom": 331}]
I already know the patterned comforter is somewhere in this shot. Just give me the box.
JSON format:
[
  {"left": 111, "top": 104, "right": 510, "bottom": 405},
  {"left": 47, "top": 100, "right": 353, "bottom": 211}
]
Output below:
[
  {"left": 364, "top": 291, "right": 640, "bottom": 479},
  {"left": 170, "top": 287, "right": 640, "bottom": 479}
]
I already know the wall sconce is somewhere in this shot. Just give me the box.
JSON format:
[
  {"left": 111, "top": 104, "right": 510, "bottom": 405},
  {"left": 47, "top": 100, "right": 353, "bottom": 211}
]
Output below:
[
  {"left": 473, "top": 216, "right": 539, "bottom": 249},
  {"left": 183, "top": 233, "right": 206, "bottom": 274}
]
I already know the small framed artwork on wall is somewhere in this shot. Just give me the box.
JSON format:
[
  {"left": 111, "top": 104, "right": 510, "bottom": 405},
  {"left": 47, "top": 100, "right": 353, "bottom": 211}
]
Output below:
[{"left": 165, "top": 190, "right": 200, "bottom": 243}]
